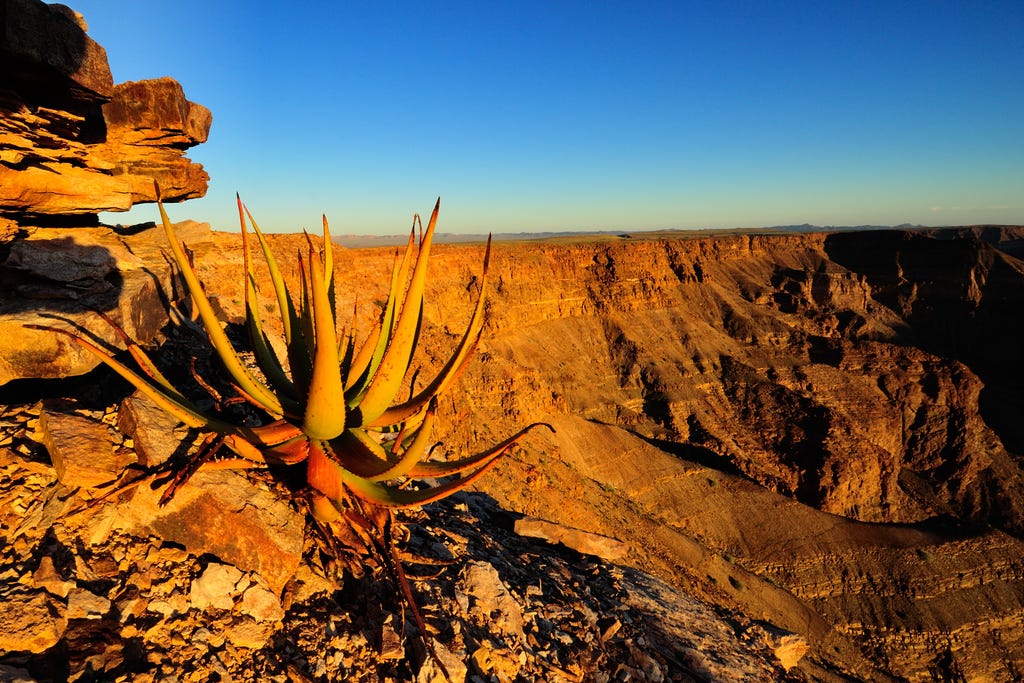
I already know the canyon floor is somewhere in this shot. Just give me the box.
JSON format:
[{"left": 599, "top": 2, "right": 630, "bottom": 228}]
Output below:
[{"left": 2, "top": 222, "right": 1024, "bottom": 681}]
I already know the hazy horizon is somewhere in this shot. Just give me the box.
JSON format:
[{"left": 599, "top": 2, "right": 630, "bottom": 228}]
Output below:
[{"left": 81, "top": 1, "right": 1024, "bottom": 234}]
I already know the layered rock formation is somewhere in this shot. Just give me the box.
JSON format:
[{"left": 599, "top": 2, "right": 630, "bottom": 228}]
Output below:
[
  {"left": 0, "top": 0, "right": 211, "bottom": 384},
  {"left": 0, "top": 0, "right": 211, "bottom": 221},
  {"left": 454, "top": 226, "right": 1024, "bottom": 681}
]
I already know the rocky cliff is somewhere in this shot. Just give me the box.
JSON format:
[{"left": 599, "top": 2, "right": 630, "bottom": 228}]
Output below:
[
  {"left": 0, "top": 0, "right": 211, "bottom": 388},
  {"left": 448, "top": 226, "right": 1024, "bottom": 681},
  {"left": 0, "top": 0, "right": 210, "bottom": 224}
]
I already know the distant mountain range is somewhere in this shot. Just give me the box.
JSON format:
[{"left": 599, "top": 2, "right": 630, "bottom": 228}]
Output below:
[{"left": 331, "top": 223, "right": 934, "bottom": 248}]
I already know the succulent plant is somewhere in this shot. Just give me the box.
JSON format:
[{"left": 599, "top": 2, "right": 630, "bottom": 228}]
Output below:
[{"left": 39, "top": 191, "right": 548, "bottom": 556}]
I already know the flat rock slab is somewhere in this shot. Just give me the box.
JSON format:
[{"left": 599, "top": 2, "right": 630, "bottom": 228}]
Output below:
[
  {"left": 513, "top": 515, "right": 628, "bottom": 562},
  {"left": 0, "top": 221, "right": 211, "bottom": 386},
  {"left": 112, "top": 468, "right": 304, "bottom": 596}
]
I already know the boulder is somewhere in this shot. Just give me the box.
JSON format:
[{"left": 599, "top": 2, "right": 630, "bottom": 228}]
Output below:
[
  {"left": 513, "top": 515, "right": 628, "bottom": 562},
  {"left": 36, "top": 407, "right": 135, "bottom": 489},
  {"left": 0, "top": 588, "right": 68, "bottom": 654},
  {"left": 118, "top": 391, "right": 191, "bottom": 467},
  {"left": 0, "top": 0, "right": 113, "bottom": 103},
  {"left": 112, "top": 468, "right": 305, "bottom": 596}
]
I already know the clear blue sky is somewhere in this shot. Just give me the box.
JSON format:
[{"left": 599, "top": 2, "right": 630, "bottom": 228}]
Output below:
[{"left": 80, "top": 1, "right": 1023, "bottom": 234}]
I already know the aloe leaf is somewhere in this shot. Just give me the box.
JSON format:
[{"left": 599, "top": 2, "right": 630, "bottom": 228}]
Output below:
[
  {"left": 410, "top": 422, "right": 554, "bottom": 477},
  {"left": 258, "top": 433, "right": 312, "bottom": 465},
  {"left": 245, "top": 275, "right": 298, "bottom": 400},
  {"left": 32, "top": 324, "right": 231, "bottom": 433},
  {"left": 289, "top": 252, "right": 316, "bottom": 395},
  {"left": 369, "top": 236, "right": 491, "bottom": 428},
  {"left": 88, "top": 310, "right": 188, "bottom": 401},
  {"left": 309, "top": 492, "right": 342, "bottom": 523},
  {"left": 355, "top": 200, "right": 441, "bottom": 425},
  {"left": 346, "top": 228, "right": 416, "bottom": 404},
  {"left": 338, "top": 323, "right": 355, "bottom": 380},
  {"left": 242, "top": 202, "right": 294, "bottom": 346},
  {"left": 342, "top": 455, "right": 505, "bottom": 509},
  {"left": 367, "top": 401, "right": 437, "bottom": 482},
  {"left": 156, "top": 196, "right": 284, "bottom": 418},
  {"left": 306, "top": 440, "right": 345, "bottom": 501},
  {"left": 301, "top": 244, "right": 347, "bottom": 441},
  {"left": 237, "top": 197, "right": 297, "bottom": 400},
  {"left": 306, "top": 430, "right": 490, "bottom": 510},
  {"left": 345, "top": 319, "right": 381, "bottom": 390},
  {"left": 322, "top": 214, "right": 338, "bottom": 324},
  {"left": 325, "top": 429, "right": 391, "bottom": 478},
  {"left": 244, "top": 419, "right": 305, "bottom": 446}
]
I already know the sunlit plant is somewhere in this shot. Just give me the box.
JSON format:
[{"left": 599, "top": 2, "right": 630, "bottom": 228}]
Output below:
[{"left": 36, "top": 189, "right": 548, "bottom": 652}]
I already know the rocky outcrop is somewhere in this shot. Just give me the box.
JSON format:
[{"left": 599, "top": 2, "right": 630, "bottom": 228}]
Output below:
[
  {"left": 0, "top": 0, "right": 210, "bottom": 221},
  {"left": 0, "top": 423, "right": 795, "bottom": 681},
  {"left": 0, "top": 0, "right": 212, "bottom": 388},
  {"left": 0, "top": 220, "right": 210, "bottom": 386}
]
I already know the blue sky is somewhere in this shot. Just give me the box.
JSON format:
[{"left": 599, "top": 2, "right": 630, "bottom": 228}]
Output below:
[{"left": 81, "top": 1, "right": 1023, "bottom": 234}]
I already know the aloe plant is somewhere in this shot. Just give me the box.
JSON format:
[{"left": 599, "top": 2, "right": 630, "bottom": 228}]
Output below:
[
  {"left": 40, "top": 191, "right": 547, "bottom": 534},
  {"left": 31, "top": 192, "right": 553, "bottom": 676}
]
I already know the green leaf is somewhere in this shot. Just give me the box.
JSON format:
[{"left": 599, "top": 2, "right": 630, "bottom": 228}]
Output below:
[
  {"left": 346, "top": 228, "right": 415, "bottom": 404},
  {"left": 241, "top": 199, "right": 293, "bottom": 345},
  {"left": 245, "top": 274, "right": 298, "bottom": 400},
  {"left": 156, "top": 194, "right": 284, "bottom": 418},
  {"left": 31, "top": 324, "right": 231, "bottom": 433},
  {"left": 411, "top": 422, "right": 553, "bottom": 477},
  {"left": 369, "top": 235, "right": 492, "bottom": 428}
]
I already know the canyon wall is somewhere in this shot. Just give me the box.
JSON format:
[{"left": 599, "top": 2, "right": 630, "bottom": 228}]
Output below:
[
  {"left": 458, "top": 226, "right": 1024, "bottom": 681},
  {"left": 214, "top": 224, "right": 1022, "bottom": 681}
]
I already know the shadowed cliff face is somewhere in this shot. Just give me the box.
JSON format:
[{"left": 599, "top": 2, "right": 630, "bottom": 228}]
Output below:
[
  {"left": 435, "top": 229, "right": 1024, "bottom": 532},
  {"left": 825, "top": 230, "right": 1024, "bottom": 458},
  {"left": 186, "top": 225, "right": 1024, "bottom": 681}
]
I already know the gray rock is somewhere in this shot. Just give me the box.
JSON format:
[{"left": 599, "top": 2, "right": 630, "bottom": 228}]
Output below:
[{"left": 458, "top": 561, "right": 524, "bottom": 641}]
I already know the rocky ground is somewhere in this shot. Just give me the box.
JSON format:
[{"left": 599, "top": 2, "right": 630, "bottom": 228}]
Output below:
[{"left": 0, "top": 358, "right": 799, "bottom": 683}]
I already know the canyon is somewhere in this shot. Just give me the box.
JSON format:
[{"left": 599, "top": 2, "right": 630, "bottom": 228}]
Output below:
[
  {"left": 2, "top": 1, "right": 1024, "bottom": 679},
  {"left": 163, "top": 220, "right": 1023, "bottom": 681},
  {"left": 464, "top": 226, "right": 1024, "bottom": 682}
]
